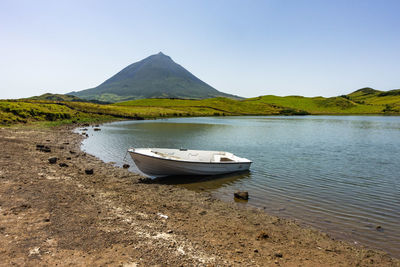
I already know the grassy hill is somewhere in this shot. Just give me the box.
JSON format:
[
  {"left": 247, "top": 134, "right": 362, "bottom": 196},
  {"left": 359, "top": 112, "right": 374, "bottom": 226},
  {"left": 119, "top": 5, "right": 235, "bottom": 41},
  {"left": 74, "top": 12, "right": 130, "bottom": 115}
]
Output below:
[
  {"left": 27, "top": 93, "right": 111, "bottom": 104},
  {"left": 0, "top": 100, "right": 115, "bottom": 126},
  {"left": 2, "top": 88, "right": 399, "bottom": 126},
  {"left": 27, "top": 93, "right": 82, "bottom": 102},
  {"left": 346, "top": 88, "right": 400, "bottom": 112},
  {"left": 114, "top": 98, "right": 281, "bottom": 116},
  {"left": 244, "top": 95, "right": 383, "bottom": 114}
]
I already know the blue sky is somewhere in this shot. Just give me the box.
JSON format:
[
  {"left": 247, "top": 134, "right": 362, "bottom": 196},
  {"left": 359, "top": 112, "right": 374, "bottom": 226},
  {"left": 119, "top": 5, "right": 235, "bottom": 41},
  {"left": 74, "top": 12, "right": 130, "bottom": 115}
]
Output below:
[{"left": 1, "top": 0, "right": 399, "bottom": 99}]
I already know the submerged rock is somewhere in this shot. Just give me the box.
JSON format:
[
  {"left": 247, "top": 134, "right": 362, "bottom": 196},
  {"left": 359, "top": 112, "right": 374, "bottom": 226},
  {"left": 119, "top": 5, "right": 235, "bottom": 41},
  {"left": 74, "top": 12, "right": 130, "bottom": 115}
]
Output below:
[
  {"left": 93, "top": 128, "right": 101, "bottom": 131},
  {"left": 234, "top": 191, "right": 249, "bottom": 200}
]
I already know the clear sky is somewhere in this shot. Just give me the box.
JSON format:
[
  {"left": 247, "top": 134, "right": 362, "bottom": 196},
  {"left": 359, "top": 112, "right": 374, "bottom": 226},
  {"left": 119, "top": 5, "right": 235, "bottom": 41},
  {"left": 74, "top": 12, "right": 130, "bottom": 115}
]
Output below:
[{"left": 1, "top": 0, "right": 399, "bottom": 99}]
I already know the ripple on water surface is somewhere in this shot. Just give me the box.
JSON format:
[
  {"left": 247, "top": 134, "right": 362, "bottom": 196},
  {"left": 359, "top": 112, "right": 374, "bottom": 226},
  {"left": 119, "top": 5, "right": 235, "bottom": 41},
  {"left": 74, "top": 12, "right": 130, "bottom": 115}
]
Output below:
[{"left": 79, "top": 116, "right": 400, "bottom": 256}]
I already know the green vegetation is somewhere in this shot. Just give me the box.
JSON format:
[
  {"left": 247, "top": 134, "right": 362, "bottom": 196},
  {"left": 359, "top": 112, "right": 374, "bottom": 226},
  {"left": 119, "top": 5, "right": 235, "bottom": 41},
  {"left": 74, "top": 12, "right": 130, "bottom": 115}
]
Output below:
[
  {"left": 0, "top": 100, "right": 116, "bottom": 126},
  {"left": 114, "top": 97, "right": 280, "bottom": 116},
  {"left": 244, "top": 95, "right": 383, "bottom": 114},
  {"left": 27, "top": 93, "right": 111, "bottom": 104},
  {"left": 27, "top": 93, "right": 82, "bottom": 102},
  {"left": 346, "top": 88, "right": 400, "bottom": 113},
  {"left": 2, "top": 87, "right": 400, "bottom": 127}
]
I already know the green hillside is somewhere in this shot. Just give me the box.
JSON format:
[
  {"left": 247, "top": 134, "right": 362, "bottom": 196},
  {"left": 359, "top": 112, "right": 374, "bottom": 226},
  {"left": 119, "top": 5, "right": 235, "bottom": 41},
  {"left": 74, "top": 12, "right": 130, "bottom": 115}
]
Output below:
[
  {"left": 0, "top": 100, "right": 114, "bottom": 126},
  {"left": 347, "top": 88, "right": 400, "bottom": 112},
  {"left": 114, "top": 97, "right": 280, "bottom": 116},
  {"left": 244, "top": 95, "right": 383, "bottom": 114},
  {"left": 2, "top": 88, "right": 400, "bottom": 126},
  {"left": 27, "top": 93, "right": 82, "bottom": 102},
  {"left": 69, "top": 52, "right": 239, "bottom": 102},
  {"left": 27, "top": 93, "right": 111, "bottom": 104}
]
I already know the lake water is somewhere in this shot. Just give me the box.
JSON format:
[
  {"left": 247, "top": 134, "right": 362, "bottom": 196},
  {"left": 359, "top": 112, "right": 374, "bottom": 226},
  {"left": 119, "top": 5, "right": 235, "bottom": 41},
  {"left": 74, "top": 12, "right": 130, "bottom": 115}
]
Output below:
[{"left": 79, "top": 116, "right": 400, "bottom": 256}]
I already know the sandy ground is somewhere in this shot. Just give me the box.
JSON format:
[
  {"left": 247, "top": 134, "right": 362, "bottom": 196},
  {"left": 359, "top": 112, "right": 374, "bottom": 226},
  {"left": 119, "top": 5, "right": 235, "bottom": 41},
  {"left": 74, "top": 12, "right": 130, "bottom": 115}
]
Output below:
[{"left": 0, "top": 125, "right": 399, "bottom": 266}]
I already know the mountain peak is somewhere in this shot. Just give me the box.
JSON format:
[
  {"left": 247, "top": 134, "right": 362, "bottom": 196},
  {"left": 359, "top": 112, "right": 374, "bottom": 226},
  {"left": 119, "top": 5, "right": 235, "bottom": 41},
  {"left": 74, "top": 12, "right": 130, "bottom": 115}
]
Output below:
[{"left": 68, "top": 53, "right": 240, "bottom": 102}]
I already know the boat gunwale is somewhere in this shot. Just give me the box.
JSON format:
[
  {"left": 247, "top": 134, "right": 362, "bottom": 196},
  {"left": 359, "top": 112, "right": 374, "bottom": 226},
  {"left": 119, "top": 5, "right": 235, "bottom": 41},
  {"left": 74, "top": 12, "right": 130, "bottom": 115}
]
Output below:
[{"left": 128, "top": 149, "right": 253, "bottom": 165}]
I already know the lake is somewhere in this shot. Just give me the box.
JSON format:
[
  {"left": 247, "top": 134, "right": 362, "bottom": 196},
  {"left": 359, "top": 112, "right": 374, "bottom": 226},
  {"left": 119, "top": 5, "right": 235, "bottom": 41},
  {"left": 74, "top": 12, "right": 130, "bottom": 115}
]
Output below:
[{"left": 79, "top": 116, "right": 400, "bottom": 256}]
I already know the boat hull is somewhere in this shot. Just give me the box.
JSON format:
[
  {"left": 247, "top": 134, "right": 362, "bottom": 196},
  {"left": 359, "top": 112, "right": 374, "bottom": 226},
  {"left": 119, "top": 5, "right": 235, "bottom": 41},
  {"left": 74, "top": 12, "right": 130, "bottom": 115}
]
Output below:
[{"left": 129, "top": 151, "right": 252, "bottom": 177}]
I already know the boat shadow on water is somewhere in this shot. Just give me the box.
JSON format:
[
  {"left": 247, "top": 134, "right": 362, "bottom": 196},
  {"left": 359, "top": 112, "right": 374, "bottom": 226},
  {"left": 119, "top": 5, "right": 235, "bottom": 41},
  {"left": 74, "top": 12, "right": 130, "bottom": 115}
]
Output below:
[{"left": 138, "top": 170, "right": 252, "bottom": 191}]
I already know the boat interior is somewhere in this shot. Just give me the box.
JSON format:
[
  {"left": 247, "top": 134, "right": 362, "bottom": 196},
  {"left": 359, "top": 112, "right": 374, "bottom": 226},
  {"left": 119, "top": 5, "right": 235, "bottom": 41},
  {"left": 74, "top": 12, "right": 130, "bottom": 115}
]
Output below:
[{"left": 130, "top": 148, "right": 251, "bottom": 163}]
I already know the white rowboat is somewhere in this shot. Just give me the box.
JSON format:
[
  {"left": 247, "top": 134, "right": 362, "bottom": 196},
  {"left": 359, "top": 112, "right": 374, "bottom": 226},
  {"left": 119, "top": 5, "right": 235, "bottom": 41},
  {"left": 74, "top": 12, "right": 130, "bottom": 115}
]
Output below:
[{"left": 128, "top": 148, "right": 252, "bottom": 177}]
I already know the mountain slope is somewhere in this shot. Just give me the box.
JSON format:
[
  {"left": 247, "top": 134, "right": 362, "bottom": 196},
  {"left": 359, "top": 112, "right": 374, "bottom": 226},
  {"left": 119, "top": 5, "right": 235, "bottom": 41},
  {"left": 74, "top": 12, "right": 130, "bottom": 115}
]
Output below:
[{"left": 68, "top": 52, "right": 239, "bottom": 102}]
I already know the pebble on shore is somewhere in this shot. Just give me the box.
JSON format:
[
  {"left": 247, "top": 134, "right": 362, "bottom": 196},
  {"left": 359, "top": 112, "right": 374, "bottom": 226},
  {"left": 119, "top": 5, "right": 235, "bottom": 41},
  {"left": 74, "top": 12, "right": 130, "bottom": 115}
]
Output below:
[{"left": 234, "top": 191, "right": 249, "bottom": 200}]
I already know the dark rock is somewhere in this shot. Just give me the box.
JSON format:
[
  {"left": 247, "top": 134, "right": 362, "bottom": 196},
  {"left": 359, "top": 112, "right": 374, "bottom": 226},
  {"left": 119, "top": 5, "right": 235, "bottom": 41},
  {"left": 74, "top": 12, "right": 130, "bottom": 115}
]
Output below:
[
  {"left": 83, "top": 123, "right": 90, "bottom": 127},
  {"left": 234, "top": 191, "right": 249, "bottom": 200},
  {"left": 95, "top": 124, "right": 100, "bottom": 127},
  {"left": 257, "top": 231, "right": 269, "bottom": 240},
  {"left": 123, "top": 164, "right": 130, "bottom": 169},
  {"left": 81, "top": 128, "right": 88, "bottom": 131},
  {"left": 59, "top": 163, "right": 69, "bottom": 167},
  {"left": 376, "top": 225, "right": 383, "bottom": 232},
  {"left": 85, "top": 134, "right": 89, "bottom": 137},
  {"left": 63, "top": 142, "right": 69, "bottom": 145},
  {"left": 36, "top": 144, "right": 44, "bottom": 150},
  {"left": 93, "top": 128, "right": 101, "bottom": 131},
  {"left": 274, "top": 252, "right": 283, "bottom": 258},
  {"left": 48, "top": 157, "right": 57, "bottom": 164},
  {"left": 199, "top": 210, "right": 207, "bottom": 216},
  {"left": 43, "top": 218, "right": 50, "bottom": 222},
  {"left": 69, "top": 150, "right": 76, "bottom": 154},
  {"left": 46, "top": 139, "right": 51, "bottom": 142},
  {"left": 167, "top": 230, "right": 173, "bottom": 234},
  {"left": 85, "top": 169, "right": 94, "bottom": 175},
  {"left": 36, "top": 144, "right": 51, "bottom": 152},
  {"left": 59, "top": 146, "right": 64, "bottom": 149},
  {"left": 66, "top": 157, "right": 71, "bottom": 160},
  {"left": 254, "top": 249, "right": 259, "bottom": 253}
]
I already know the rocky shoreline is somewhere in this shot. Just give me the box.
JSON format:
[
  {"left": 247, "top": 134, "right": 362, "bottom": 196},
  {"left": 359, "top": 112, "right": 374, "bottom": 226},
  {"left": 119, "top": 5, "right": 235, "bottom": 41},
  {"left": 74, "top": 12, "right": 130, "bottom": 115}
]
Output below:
[{"left": 0, "top": 125, "right": 399, "bottom": 266}]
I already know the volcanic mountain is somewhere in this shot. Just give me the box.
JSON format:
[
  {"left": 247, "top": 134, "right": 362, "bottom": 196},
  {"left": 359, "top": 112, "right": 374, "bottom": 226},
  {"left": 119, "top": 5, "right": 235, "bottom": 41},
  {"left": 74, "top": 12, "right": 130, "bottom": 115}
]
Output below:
[{"left": 68, "top": 52, "right": 239, "bottom": 102}]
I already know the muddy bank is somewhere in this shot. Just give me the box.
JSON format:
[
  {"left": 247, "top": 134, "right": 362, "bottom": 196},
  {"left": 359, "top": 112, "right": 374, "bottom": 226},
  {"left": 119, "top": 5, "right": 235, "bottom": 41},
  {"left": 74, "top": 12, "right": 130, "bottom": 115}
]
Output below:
[{"left": 0, "top": 125, "right": 398, "bottom": 266}]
